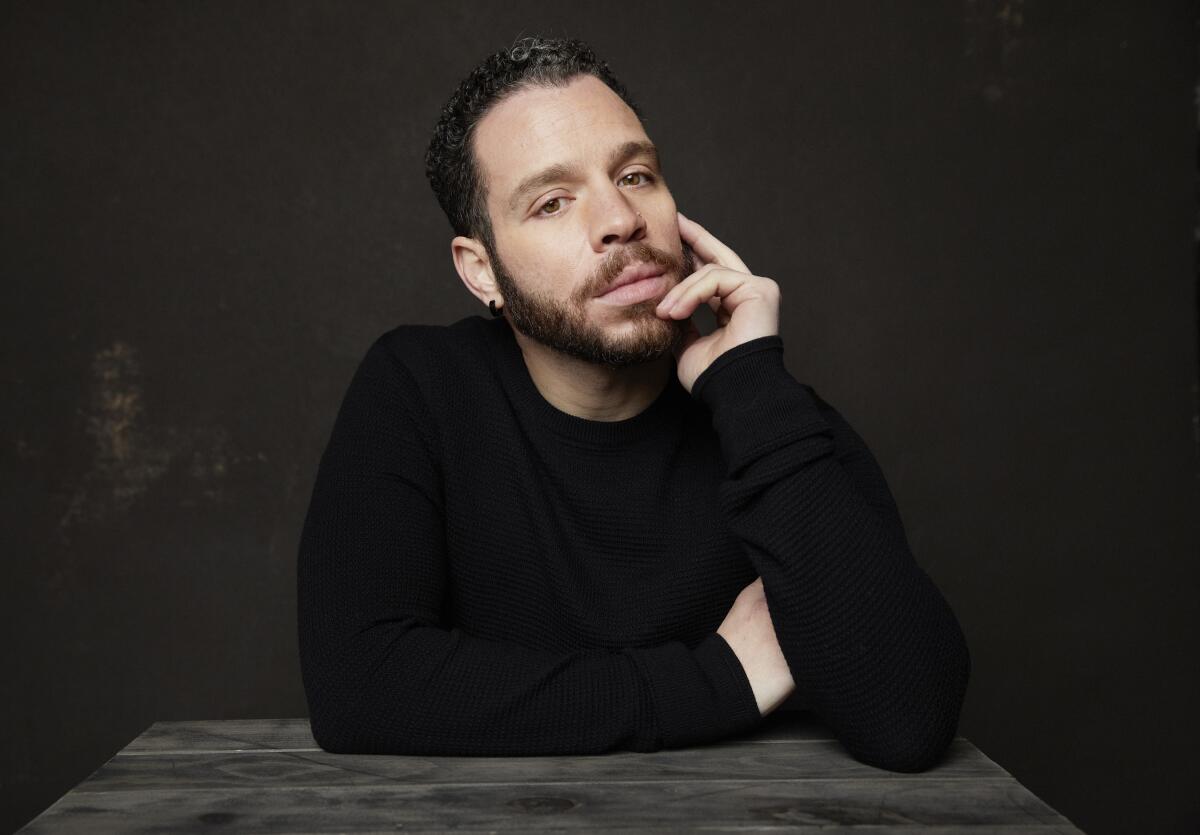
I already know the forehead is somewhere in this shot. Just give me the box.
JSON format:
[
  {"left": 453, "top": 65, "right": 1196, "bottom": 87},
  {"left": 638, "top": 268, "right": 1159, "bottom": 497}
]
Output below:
[{"left": 472, "top": 75, "right": 649, "bottom": 206}]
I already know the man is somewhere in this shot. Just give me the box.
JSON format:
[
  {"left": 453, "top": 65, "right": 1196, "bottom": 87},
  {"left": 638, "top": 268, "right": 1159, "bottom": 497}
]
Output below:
[{"left": 297, "top": 36, "right": 970, "bottom": 772}]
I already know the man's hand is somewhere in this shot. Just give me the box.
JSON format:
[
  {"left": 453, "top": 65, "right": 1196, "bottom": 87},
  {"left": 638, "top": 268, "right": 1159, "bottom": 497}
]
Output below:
[
  {"left": 717, "top": 576, "right": 795, "bottom": 717},
  {"left": 656, "top": 212, "right": 781, "bottom": 393}
]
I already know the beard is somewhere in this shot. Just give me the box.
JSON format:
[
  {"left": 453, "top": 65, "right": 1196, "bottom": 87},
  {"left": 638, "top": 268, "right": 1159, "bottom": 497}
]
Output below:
[{"left": 489, "top": 239, "right": 697, "bottom": 369}]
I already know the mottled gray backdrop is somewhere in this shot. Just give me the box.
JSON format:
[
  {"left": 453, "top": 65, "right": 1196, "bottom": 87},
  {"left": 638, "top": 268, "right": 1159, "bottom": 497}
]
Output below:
[{"left": 3, "top": 2, "right": 1197, "bottom": 833}]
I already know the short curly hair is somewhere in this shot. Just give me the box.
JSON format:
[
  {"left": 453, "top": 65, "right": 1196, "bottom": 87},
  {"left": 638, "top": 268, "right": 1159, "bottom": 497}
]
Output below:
[{"left": 424, "top": 36, "right": 645, "bottom": 255}]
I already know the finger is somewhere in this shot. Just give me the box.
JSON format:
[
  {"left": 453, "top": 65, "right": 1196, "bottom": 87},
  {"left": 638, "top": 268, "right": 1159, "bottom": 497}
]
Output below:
[
  {"left": 678, "top": 211, "right": 751, "bottom": 274},
  {"left": 660, "top": 268, "right": 766, "bottom": 319},
  {"left": 656, "top": 262, "right": 721, "bottom": 313}
]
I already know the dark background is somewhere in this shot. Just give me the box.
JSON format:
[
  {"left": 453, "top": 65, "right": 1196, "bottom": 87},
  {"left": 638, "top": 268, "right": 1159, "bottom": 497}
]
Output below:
[{"left": 3, "top": 1, "right": 1197, "bottom": 832}]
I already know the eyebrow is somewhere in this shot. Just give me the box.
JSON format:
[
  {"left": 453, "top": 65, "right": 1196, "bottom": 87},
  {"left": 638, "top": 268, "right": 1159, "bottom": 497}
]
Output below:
[{"left": 506, "top": 140, "right": 661, "bottom": 213}]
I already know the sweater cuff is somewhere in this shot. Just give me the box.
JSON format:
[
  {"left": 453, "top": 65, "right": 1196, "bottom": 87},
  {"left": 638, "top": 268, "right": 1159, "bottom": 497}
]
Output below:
[
  {"left": 691, "top": 336, "right": 832, "bottom": 476},
  {"left": 623, "top": 633, "right": 761, "bottom": 749}
]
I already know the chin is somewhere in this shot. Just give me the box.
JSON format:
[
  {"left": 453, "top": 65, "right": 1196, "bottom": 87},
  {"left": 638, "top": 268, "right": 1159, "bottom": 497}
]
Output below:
[{"left": 612, "top": 314, "right": 683, "bottom": 352}]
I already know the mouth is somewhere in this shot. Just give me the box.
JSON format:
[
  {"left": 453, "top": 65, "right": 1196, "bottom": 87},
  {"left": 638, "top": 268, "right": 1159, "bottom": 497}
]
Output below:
[
  {"left": 595, "top": 262, "right": 668, "bottom": 298},
  {"left": 594, "top": 266, "right": 671, "bottom": 307}
]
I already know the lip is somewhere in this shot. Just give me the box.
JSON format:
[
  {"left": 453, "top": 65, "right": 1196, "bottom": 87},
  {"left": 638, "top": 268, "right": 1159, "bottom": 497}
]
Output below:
[
  {"left": 596, "top": 262, "right": 667, "bottom": 298},
  {"left": 594, "top": 273, "right": 670, "bottom": 306}
]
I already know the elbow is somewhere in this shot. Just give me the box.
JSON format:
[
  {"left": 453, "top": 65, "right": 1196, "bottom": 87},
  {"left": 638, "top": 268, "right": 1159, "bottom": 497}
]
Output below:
[
  {"left": 306, "top": 700, "right": 362, "bottom": 754},
  {"left": 301, "top": 658, "right": 374, "bottom": 754},
  {"left": 304, "top": 677, "right": 430, "bottom": 755},
  {"left": 849, "top": 641, "right": 972, "bottom": 774},
  {"left": 299, "top": 653, "right": 359, "bottom": 753},
  {"left": 841, "top": 696, "right": 963, "bottom": 773},
  {"left": 308, "top": 701, "right": 433, "bottom": 756},
  {"left": 852, "top": 719, "right": 959, "bottom": 773},
  {"left": 299, "top": 622, "right": 436, "bottom": 755}
]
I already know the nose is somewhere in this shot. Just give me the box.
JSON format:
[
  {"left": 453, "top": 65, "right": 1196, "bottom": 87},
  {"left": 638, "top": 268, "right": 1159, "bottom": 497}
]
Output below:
[{"left": 588, "top": 181, "right": 646, "bottom": 251}]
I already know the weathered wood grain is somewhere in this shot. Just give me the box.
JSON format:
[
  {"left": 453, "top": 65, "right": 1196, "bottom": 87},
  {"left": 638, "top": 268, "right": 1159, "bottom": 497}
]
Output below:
[
  {"left": 82, "top": 739, "right": 997, "bottom": 792},
  {"left": 118, "top": 718, "right": 323, "bottom": 754},
  {"left": 18, "top": 714, "right": 1085, "bottom": 834},
  {"left": 23, "top": 779, "right": 1081, "bottom": 833}
]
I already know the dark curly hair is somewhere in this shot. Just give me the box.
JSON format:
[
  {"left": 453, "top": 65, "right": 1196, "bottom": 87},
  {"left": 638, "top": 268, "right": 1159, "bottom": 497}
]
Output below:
[{"left": 424, "top": 36, "right": 645, "bottom": 256}]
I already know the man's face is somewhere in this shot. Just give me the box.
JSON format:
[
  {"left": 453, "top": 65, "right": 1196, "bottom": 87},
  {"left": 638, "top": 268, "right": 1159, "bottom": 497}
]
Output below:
[{"left": 471, "top": 75, "right": 695, "bottom": 368}]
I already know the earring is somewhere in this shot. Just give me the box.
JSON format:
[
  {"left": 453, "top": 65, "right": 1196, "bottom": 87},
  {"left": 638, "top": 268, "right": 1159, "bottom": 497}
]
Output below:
[{"left": 489, "top": 299, "right": 503, "bottom": 317}]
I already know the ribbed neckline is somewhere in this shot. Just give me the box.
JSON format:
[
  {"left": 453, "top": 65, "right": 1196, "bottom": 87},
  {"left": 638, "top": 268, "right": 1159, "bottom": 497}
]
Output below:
[{"left": 479, "top": 315, "right": 687, "bottom": 446}]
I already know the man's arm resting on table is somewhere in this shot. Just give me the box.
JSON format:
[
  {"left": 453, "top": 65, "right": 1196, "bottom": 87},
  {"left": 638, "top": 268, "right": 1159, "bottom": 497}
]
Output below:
[
  {"left": 297, "top": 335, "right": 761, "bottom": 755},
  {"left": 695, "top": 340, "right": 972, "bottom": 772}
]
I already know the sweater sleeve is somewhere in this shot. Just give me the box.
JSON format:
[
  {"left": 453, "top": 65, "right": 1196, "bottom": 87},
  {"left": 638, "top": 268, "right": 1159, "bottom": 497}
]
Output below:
[
  {"left": 297, "top": 335, "right": 762, "bottom": 755},
  {"left": 691, "top": 335, "right": 972, "bottom": 772}
]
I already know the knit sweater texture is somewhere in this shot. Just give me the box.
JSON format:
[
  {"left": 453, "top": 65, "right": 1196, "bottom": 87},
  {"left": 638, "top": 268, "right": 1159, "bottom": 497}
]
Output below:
[{"left": 297, "top": 314, "right": 970, "bottom": 771}]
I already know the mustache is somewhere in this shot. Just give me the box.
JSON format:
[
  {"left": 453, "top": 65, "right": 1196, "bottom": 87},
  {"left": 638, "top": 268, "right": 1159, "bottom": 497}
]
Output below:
[{"left": 587, "top": 241, "right": 684, "bottom": 297}]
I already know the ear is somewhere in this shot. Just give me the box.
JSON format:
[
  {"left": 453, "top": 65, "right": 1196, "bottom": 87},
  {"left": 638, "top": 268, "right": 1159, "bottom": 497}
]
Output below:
[{"left": 451, "top": 236, "right": 500, "bottom": 307}]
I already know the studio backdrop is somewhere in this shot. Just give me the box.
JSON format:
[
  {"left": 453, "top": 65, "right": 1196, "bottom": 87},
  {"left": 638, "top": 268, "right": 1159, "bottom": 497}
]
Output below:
[{"left": 2, "top": 2, "right": 1197, "bottom": 834}]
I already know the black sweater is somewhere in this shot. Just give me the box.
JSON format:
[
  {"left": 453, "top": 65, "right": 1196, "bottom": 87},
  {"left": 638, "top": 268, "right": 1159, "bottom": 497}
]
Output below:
[{"left": 297, "top": 314, "right": 970, "bottom": 771}]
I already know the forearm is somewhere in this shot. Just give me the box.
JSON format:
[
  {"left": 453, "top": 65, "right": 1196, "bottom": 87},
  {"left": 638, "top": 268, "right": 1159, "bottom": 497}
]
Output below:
[
  {"left": 299, "top": 550, "right": 761, "bottom": 755},
  {"left": 696, "top": 338, "right": 971, "bottom": 771}
]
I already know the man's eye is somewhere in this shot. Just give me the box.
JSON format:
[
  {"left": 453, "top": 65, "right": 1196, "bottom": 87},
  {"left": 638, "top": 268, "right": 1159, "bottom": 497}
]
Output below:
[{"left": 535, "top": 174, "right": 652, "bottom": 217}]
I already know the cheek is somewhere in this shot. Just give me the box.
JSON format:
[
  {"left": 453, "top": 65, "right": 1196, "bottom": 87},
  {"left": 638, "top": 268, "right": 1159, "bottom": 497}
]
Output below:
[
  {"left": 655, "top": 191, "right": 678, "bottom": 226},
  {"left": 522, "top": 248, "right": 592, "bottom": 299},
  {"left": 562, "top": 248, "right": 598, "bottom": 287}
]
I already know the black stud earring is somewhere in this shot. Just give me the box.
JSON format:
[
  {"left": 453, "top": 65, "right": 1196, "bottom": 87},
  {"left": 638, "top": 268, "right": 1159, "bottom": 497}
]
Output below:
[{"left": 489, "top": 299, "right": 503, "bottom": 317}]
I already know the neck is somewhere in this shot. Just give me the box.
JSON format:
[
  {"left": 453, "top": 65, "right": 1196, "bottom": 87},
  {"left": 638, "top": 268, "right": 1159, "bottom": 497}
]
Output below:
[{"left": 511, "top": 329, "right": 674, "bottom": 422}]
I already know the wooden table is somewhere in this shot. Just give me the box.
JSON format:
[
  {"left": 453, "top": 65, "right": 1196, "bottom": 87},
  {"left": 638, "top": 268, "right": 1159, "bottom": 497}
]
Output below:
[{"left": 20, "top": 712, "right": 1084, "bottom": 833}]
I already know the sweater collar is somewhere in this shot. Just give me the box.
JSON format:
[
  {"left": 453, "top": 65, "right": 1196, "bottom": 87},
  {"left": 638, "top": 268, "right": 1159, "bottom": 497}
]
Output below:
[{"left": 481, "top": 315, "right": 687, "bottom": 445}]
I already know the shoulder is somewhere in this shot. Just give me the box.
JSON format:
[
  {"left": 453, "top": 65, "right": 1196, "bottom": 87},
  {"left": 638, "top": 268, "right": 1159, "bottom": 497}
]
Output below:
[
  {"left": 349, "top": 316, "right": 498, "bottom": 424},
  {"left": 370, "top": 315, "right": 483, "bottom": 361},
  {"left": 363, "top": 315, "right": 492, "bottom": 381}
]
